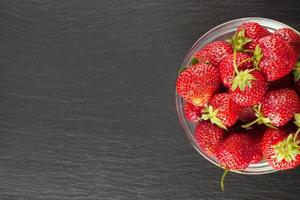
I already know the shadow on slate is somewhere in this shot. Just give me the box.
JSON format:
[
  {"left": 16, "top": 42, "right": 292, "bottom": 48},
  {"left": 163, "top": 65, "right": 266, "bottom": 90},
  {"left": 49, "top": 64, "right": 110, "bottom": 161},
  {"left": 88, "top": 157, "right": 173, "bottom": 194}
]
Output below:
[{"left": 0, "top": 0, "right": 300, "bottom": 199}]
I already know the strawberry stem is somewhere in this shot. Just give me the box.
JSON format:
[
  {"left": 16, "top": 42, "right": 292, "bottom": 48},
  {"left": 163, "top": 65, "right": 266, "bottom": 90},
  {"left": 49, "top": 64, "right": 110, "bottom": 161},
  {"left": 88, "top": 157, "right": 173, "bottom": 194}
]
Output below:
[
  {"left": 221, "top": 169, "right": 229, "bottom": 192},
  {"left": 242, "top": 104, "right": 278, "bottom": 129}
]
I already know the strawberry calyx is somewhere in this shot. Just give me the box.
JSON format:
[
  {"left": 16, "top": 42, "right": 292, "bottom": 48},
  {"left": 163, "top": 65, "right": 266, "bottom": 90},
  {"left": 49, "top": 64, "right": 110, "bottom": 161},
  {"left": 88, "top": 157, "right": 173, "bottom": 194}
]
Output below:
[
  {"left": 230, "top": 51, "right": 256, "bottom": 91},
  {"left": 294, "top": 113, "right": 300, "bottom": 128},
  {"left": 273, "top": 130, "right": 300, "bottom": 163},
  {"left": 242, "top": 104, "right": 278, "bottom": 129},
  {"left": 228, "top": 30, "right": 252, "bottom": 52},
  {"left": 293, "top": 61, "right": 300, "bottom": 82},
  {"left": 201, "top": 105, "right": 227, "bottom": 130},
  {"left": 252, "top": 45, "right": 263, "bottom": 69}
]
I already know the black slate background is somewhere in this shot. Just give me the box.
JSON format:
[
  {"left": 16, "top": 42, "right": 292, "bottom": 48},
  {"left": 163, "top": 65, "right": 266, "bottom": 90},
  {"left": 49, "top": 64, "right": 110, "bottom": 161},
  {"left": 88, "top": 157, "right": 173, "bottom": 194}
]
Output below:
[{"left": 1, "top": 0, "right": 300, "bottom": 199}]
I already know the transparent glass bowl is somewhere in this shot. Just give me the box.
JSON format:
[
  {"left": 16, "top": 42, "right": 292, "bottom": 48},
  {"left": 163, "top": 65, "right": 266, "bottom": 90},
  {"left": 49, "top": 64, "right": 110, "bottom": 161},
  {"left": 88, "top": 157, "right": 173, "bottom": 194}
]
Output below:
[{"left": 176, "top": 17, "right": 299, "bottom": 175}]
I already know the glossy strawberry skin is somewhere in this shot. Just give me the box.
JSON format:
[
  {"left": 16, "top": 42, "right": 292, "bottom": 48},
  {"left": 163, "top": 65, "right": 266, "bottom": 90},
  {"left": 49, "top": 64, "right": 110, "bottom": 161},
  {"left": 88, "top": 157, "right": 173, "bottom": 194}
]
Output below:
[
  {"left": 209, "top": 93, "right": 240, "bottom": 127},
  {"left": 230, "top": 70, "right": 268, "bottom": 107},
  {"left": 215, "top": 132, "right": 255, "bottom": 169},
  {"left": 248, "top": 129, "right": 263, "bottom": 164},
  {"left": 262, "top": 129, "right": 300, "bottom": 170},
  {"left": 273, "top": 28, "right": 300, "bottom": 54},
  {"left": 238, "top": 106, "right": 256, "bottom": 122},
  {"left": 219, "top": 52, "right": 253, "bottom": 88},
  {"left": 176, "top": 63, "right": 220, "bottom": 107},
  {"left": 194, "top": 121, "right": 225, "bottom": 157},
  {"left": 194, "top": 41, "right": 233, "bottom": 66},
  {"left": 258, "top": 35, "right": 297, "bottom": 81},
  {"left": 184, "top": 102, "right": 202, "bottom": 122},
  {"left": 237, "top": 22, "right": 270, "bottom": 50},
  {"left": 261, "top": 88, "right": 300, "bottom": 127}
]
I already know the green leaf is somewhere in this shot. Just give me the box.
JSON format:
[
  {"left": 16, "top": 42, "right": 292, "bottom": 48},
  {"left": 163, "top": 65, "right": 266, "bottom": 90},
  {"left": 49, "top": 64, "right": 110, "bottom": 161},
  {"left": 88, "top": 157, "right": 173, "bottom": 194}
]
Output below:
[
  {"left": 229, "top": 30, "right": 252, "bottom": 52},
  {"left": 293, "top": 61, "right": 300, "bottom": 82},
  {"left": 178, "top": 65, "right": 186, "bottom": 74},
  {"left": 230, "top": 69, "right": 256, "bottom": 91},
  {"left": 189, "top": 57, "right": 199, "bottom": 65},
  {"left": 201, "top": 105, "right": 227, "bottom": 130},
  {"left": 294, "top": 113, "right": 300, "bottom": 128},
  {"left": 253, "top": 45, "right": 263, "bottom": 69}
]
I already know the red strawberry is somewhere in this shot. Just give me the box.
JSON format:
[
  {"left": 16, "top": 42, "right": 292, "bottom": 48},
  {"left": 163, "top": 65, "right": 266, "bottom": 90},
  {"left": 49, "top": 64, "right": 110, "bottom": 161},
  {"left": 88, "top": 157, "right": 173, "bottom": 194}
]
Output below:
[
  {"left": 248, "top": 129, "right": 263, "bottom": 164},
  {"left": 262, "top": 128, "right": 300, "bottom": 170},
  {"left": 194, "top": 121, "right": 225, "bottom": 157},
  {"left": 201, "top": 93, "right": 240, "bottom": 129},
  {"left": 176, "top": 63, "right": 220, "bottom": 106},
  {"left": 184, "top": 102, "right": 202, "bottom": 122},
  {"left": 243, "top": 88, "right": 300, "bottom": 128},
  {"left": 238, "top": 106, "right": 256, "bottom": 122},
  {"left": 230, "top": 70, "right": 268, "bottom": 107},
  {"left": 215, "top": 132, "right": 255, "bottom": 169},
  {"left": 219, "top": 52, "right": 253, "bottom": 88},
  {"left": 194, "top": 41, "right": 233, "bottom": 66},
  {"left": 230, "top": 22, "right": 270, "bottom": 51},
  {"left": 273, "top": 28, "right": 300, "bottom": 54},
  {"left": 254, "top": 35, "right": 297, "bottom": 81}
]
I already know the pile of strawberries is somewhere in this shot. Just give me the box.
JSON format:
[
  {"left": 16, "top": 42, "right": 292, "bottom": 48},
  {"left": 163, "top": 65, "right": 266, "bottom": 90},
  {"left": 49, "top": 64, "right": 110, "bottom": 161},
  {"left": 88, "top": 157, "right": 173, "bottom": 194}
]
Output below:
[{"left": 176, "top": 22, "right": 300, "bottom": 173}]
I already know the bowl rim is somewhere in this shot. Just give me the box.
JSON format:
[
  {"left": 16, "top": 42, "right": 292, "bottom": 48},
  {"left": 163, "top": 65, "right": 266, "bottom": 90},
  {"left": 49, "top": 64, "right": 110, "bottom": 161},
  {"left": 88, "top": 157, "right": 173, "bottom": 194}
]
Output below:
[{"left": 175, "top": 17, "right": 298, "bottom": 175}]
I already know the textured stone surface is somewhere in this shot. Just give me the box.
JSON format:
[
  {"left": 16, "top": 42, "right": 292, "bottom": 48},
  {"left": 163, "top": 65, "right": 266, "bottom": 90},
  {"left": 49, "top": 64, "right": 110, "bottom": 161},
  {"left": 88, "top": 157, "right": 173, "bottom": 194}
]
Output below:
[{"left": 1, "top": 0, "right": 300, "bottom": 199}]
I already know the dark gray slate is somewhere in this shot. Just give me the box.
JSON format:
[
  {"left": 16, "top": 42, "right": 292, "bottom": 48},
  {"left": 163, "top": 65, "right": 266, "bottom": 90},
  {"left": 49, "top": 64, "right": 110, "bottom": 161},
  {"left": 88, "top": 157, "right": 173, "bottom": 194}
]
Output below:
[{"left": 1, "top": 0, "right": 300, "bottom": 199}]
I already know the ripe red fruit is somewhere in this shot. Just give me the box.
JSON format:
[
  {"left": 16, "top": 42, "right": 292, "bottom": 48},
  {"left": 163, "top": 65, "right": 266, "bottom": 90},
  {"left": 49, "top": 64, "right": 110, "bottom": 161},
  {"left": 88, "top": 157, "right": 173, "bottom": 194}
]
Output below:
[
  {"left": 219, "top": 52, "right": 253, "bottom": 88},
  {"left": 215, "top": 132, "right": 255, "bottom": 169},
  {"left": 262, "top": 128, "right": 300, "bottom": 170},
  {"left": 201, "top": 93, "right": 240, "bottom": 129},
  {"left": 194, "top": 41, "right": 233, "bottom": 66},
  {"left": 248, "top": 129, "right": 263, "bottom": 164},
  {"left": 176, "top": 63, "right": 220, "bottom": 107},
  {"left": 231, "top": 22, "right": 270, "bottom": 51},
  {"left": 194, "top": 121, "right": 225, "bottom": 157},
  {"left": 243, "top": 88, "right": 300, "bottom": 128},
  {"left": 184, "top": 102, "right": 202, "bottom": 122},
  {"left": 238, "top": 106, "right": 256, "bottom": 122},
  {"left": 230, "top": 70, "right": 268, "bottom": 107},
  {"left": 255, "top": 35, "right": 297, "bottom": 81},
  {"left": 273, "top": 28, "right": 300, "bottom": 54}
]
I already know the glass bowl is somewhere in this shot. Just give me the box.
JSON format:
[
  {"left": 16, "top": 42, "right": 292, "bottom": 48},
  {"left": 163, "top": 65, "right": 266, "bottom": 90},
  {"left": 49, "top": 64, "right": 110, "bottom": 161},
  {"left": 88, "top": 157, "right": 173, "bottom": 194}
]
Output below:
[{"left": 176, "top": 17, "right": 299, "bottom": 175}]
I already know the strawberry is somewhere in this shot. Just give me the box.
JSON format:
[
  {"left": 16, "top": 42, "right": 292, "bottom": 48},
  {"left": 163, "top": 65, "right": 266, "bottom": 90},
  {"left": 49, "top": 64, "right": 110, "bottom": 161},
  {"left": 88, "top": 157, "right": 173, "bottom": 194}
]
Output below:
[
  {"left": 176, "top": 63, "right": 220, "bottom": 106},
  {"left": 219, "top": 52, "right": 253, "bottom": 88},
  {"left": 230, "top": 22, "right": 270, "bottom": 51},
  {"left": 273, "top": 28, "right": 300, "bottom": 54},
  {"left": 248, "top": 129, "right": 263, "bottom": 164},
  {"left": 201, "top": 93, "right": 240, "bottom": 129},
  {"left": 238, "top": 106, "right": 256, "bottom": 122},
  {"left": 216, "top": 132, "right": 255, "bottom": 169},
  {"left": 184, "top": 102, "right": 202, "bottom": 122},
  {"left": 254, "top": 35, "right": 297, "bottom": 81},
  {"left": 194, "top": 41, "right": 233, "bottom": 66},
  {"left": 194, "top": 121, "right": 225, "bottom": 157},
  {"left": 230, "top": 70, "right": 268, "bottom": 107},
  {"left": 261, "top": 128, "right": 300, "bottom": 170},
  {"left": 243, "top": 88, "right": 300, "bottom": 128}
]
